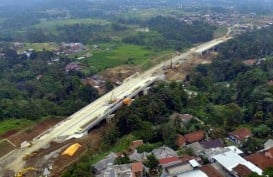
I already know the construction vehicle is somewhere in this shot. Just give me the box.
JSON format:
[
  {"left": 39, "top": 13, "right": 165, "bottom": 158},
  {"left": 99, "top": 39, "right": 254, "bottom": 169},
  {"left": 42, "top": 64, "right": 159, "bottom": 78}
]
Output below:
[
  {"left": 15, "top": 167, "right": 37, "bottom": 177},
  {"left": 123, "top": 97, "right": 132, "bottom": 106}
]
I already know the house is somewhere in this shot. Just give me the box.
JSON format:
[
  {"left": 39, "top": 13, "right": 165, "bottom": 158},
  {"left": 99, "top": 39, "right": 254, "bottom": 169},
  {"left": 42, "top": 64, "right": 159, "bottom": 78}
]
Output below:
[
  {"left": 204, "top": 146, "right": 243, "bottom": 163},
  {"left": 184, "top": 130, "right": 205, "bottom": 144},
  {"left": 129, "top": 150, "right": 149, "bottom": 162},
  {"left": 201, "top": 138, "right": 224, "bottom": 149},
  {"left": 170, "top": 113, "right": 193, "bottom": 124},
  {"left": 93, "top": 152, "right": 117, "bottom": 174},
  {"left": 228, "top": 128, "right": 252, "bottom": 144},
  {"left": 186, "top": 142, "right": 204, "bottom": 156},
  {"left": 180, "top": 155, "right": 201, "bottom": 163},
  {"left": 160, "top": 159, "right": 201, "bottom": 177},
  {"left": 159, "top": 156, "right": 181, "bottom": 167},
  {"left": 130, "top": 140, "right": 144, "bottom": 151},
  {"left": 212, "top": 149, "right": 262, "bottom": 175},
  {"left": 264, "top": 139, "right": 273, "bottom": 150},
  {"left": 232, "top": 164, "right": 252, "bottom": 177},
  {"left": 176, "top": 134, "right": 186, "bottom": 147},
  {"left": 131, "top": 162, "right": 143, "bottom": 177},
  {"left": 176, "top": 170, "right": 208, "bottom": 177},
  {"left": 152, "top": 146, "right": 177, "bottom": 160},
  {"left": 245, "top": 147, "right": 273, "bottom": 170},
  {"left": 97, "top": 163, "right": 133, "bottom": 177},
  {"left": 242, "top": 59, "right": 257, "bottom": 66},
  {"left": 65, "top": 62, "right": 83, "bottom": 72},
  {"left": 200, "top": 164, "right": 224, "bottom": 177}
]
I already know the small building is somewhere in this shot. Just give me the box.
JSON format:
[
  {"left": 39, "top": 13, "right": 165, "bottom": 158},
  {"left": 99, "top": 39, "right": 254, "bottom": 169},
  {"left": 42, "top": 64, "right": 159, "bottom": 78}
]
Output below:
[
  {"left": 232, "top": 164, "right": 252, "bottom": 177},
  {"left": 184, "top": 130, "right": 205, "bottom": 144},
  {"left": 200, "top": 164, "right": 224, "bottom": 177},
  {"left": 242, "top": 59, "right": 257, "bottom": 66},
  {"left": 170, "top": 113, "right": 193, "bottom": 124},
  {"left": 160, "top": 160, "right": 196, "bottom": 177},
  {"left": 93, "top": 152, "right": 117, "bottom": 174},
  {"left": 131, "top": 162, "right": 143, "bottom": 177},
  {"left": 65, "top": 62, "right": 83, "bottom": 72},
  {"left": 264, "top": 139, "right": 273, "bottom": 150},
  {"left": 176, "top": 170, "right": 208, "bottom": 177},
  {"left": 212, "top": 150, "right": 262, "bottom": 175},
  {"left": 180, "top": 155, "right": 201, "bottom": 163},
  {"left": 152, "top": 146, "right": 177, "bottom": 160},
  {"left": 98, "top": 163, "right": 133, "bottom": 177},
  {"left": 201, "top": 139, "right": 224, "bottom": 149},
  {"left": 176, "top": 134, "right": 186, "bottom": 147},
  {"left": 186, "top": 142, "right": 204, "bottom": 156},
  {"left": 159, "top": 156, "right": 181, "bottom": 167},
  {"left": 245, "top": 147, "right": 273, "bottom": 170},
  {"left": 129, "top": 150, "right": 149, "bottom": 162},
  {"left": 228, "top": 128, "right": 252, "bottom": 144},
  {"left": 130, "top": 140, "right": 144, "bottom": 151}
]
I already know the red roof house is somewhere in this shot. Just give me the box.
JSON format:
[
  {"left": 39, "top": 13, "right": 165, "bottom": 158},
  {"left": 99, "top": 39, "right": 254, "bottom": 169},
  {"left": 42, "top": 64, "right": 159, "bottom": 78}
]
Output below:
[
  {"left": 159, "top": 156, "right": 181, "bottom": 165},
  {"left": 184, "top": 130, "right": 205, "bottom": 143},
  {"left": 245, "top": 147, "right": 273, "bottom": 170},
  {"left": 130, "top": 140, "right": 144, "bottom": 150},
  {"left": 201, "top": 164, "right": 224, "bottom": 177},
  {"left": 176, "top": 134, "right": 186, "bottom": 147},
  {"left": 228, "top": 128, "right": 252, "bottom": 144},
  {"left": 232, "top": 164, "right": 252, "bottom": 177},
  {"left": 131, "top": 162, "right": 143, "bottom": 177}
]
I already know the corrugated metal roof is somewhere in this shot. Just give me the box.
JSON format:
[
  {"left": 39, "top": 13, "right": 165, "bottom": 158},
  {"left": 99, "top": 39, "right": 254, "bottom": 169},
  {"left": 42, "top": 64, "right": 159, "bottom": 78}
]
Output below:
[
  {"left": 176, "top": 170, "right": 208, "bottom": 177},
  {"left": 212, "top": 150, "right": 262, "bottom": 175}
]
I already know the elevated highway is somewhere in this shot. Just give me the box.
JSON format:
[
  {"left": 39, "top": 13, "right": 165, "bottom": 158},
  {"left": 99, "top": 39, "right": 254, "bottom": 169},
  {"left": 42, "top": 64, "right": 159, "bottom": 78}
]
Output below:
[
  {"left": 0, "top": 36, "right": 231, "bottom": 174},
  {"left": 194, "top": 36, "right": 232, "bottom": 56}
]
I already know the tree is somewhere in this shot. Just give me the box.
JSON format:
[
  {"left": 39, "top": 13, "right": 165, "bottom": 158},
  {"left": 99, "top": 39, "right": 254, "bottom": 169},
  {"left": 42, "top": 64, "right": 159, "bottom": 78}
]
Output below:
[
  {"left": 242, "top": 137, "right": 264, "bottom": 154},
  {"left": 114, "top": 155, "right": 131, "bottom": 165},
  {"left": 144, "top": 154, "right": 161, "bottom": 176},
  {"left": 105, "top": 80, "right": 114, "bottom": 92},
  {"left": 253, "top": 124, "right": 271, "bottom": 138},
  {"left": 160, "top": 123, "right": 177, "bottom": 149}
]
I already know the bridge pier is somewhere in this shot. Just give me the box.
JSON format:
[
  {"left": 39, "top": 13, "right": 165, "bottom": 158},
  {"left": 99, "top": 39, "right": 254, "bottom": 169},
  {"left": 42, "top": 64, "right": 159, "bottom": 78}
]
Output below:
[{"left": 106, "top": 114, "right": 115, "bottom": 123}]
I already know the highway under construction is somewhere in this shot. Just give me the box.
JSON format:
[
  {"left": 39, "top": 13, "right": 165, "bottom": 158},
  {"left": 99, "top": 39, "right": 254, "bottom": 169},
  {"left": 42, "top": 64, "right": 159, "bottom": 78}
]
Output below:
[{"left": 0, "top": 36, "right": 231, "bottom": 175}]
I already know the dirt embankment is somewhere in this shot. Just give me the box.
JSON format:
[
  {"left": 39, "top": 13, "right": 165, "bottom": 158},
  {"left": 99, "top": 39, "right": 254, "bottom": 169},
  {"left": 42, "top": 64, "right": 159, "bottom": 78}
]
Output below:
[
  {"left": 102, "top": 65, "right": 141, "bottom": 83},
  {"left": 6, "top": 119, "right": 62, "bottom": 147},
  {"left": 165, "top": 52, "right": 217, "bottom": 81},
  {"left": 23, "top": 124, "right": 109, "bottom": 177}
]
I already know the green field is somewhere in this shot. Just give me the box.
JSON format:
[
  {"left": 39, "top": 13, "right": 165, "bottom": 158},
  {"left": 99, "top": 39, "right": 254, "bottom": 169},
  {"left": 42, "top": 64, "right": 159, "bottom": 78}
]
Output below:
[
  {"left": 34, "top": 18, "right": 110, "bottom": 31},
  {"left": 85, "top": 44, "right": 171, "bottom": 70},
  {"left": 18, "top": 42, "right": 58, "bottom": 52},
  {"left": 0, "top": 119, "right": 33, "bottom": 136}
]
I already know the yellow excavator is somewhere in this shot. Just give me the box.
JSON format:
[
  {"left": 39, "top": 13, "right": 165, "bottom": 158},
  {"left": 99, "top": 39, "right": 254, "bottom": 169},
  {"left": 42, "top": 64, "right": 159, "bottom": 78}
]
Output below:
[{"left": 15, "top": 167, "right": 37, "bottom": 177}]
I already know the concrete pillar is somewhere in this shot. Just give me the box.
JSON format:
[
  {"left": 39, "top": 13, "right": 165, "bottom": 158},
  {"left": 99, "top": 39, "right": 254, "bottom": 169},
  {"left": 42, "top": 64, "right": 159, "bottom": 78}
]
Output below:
[
  {"left": 106, "top": 114, "right": 115, "bottom": 123},
  {"left": 143, "top": 87, "right": 150, "bottom": 95}
]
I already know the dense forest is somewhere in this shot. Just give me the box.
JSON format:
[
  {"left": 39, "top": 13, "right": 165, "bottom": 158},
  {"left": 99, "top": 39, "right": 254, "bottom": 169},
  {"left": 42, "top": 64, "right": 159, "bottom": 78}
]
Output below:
[
  {"left": 218, "top": 27, "right": 273, "bottom": 60},
  {"left": 0, "top": 48, "right": 98, "bottom": 120},
  {"left": 123, "top": 16, "right": 216, "bottom": 50}
]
